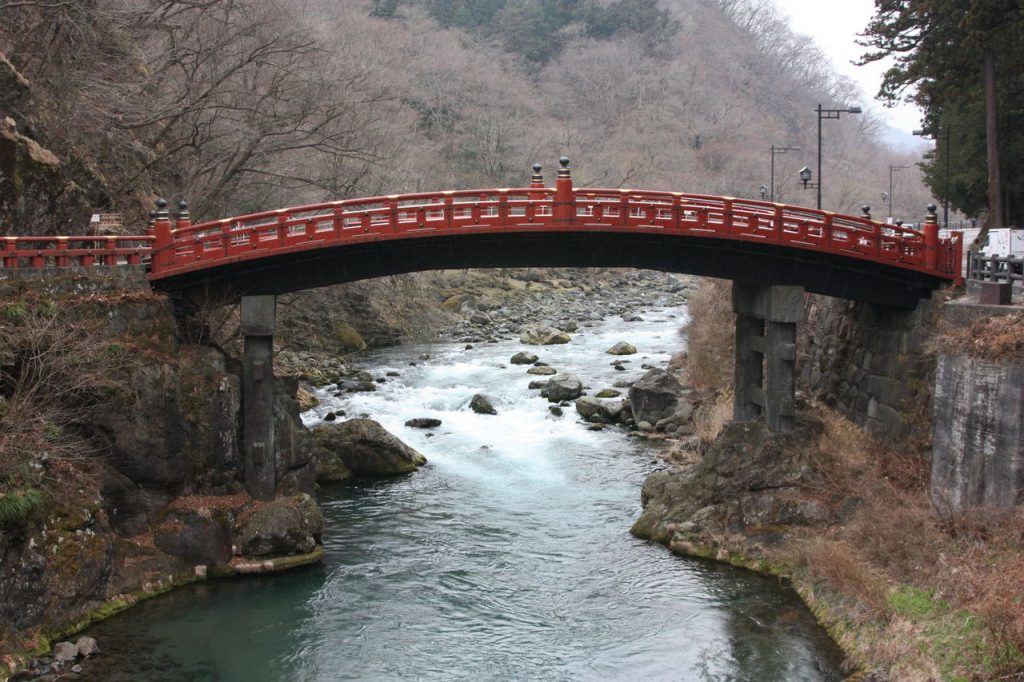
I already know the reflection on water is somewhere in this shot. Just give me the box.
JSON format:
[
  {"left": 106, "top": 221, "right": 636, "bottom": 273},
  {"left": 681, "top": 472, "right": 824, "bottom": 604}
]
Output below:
[{"left": 82, "top": 304, "right": 844, "bottom": 681}]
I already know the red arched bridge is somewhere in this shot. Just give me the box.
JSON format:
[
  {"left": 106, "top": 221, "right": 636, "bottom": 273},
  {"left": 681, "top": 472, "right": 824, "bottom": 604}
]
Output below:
[
  {"left": 1, "top": 159, "right": 961, "bottom": 308},
  {"left": 0, "top": 159, "right": 965, "bottom": 496}
]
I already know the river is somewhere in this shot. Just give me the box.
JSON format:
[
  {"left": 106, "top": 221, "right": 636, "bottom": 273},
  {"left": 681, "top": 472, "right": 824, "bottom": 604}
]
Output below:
[{"left": 81, "top": 296, "right": 845, "bottom": 681}]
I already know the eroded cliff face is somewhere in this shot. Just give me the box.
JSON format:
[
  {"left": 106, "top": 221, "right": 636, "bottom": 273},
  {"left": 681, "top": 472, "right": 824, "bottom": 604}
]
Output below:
[{"left": 0, "top": 270, "right": 318, "bottom": 660}]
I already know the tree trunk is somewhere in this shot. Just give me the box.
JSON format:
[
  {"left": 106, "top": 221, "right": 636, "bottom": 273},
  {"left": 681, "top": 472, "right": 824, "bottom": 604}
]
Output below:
[{"left": 984, "top": 48, "right": 1003, "bottom": 230}]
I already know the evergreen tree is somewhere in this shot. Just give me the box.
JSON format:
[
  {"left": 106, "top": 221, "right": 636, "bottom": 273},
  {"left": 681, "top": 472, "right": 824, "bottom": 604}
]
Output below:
[{"left": 859, "top": 0, "right": 1024, "bottom": 230}]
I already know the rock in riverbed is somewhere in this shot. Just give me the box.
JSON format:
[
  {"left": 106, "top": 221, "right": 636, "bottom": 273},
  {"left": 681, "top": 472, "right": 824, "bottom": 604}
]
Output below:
[
  {"left": 405, "top": 417, "right": 442, "bottom": 428},
  {"left": 510, "top": 351, "right": 539, "bottom": 365},
  {"left": 314, "top": 418, "right": 427, "bottom": 476},
  {"left": 470, "top": 394, "right": 497, "bottom": 415},
  {"left": 606, "top": 341, "right": 637, "bottom": 355},
  {"left": 629, "top": 368, "right": 682, "bottom": 426},
  {"left": 520, "top": 325, "right": 571, "bottom": 345},
  {"left": 545, "top": 374, "right": 584, "bottom": 402}
]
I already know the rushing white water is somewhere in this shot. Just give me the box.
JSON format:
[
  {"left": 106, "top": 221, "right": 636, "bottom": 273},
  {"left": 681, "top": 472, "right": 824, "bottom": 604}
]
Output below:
[{"left": 80, "top": 300, "right": 844, "bottom": 681}]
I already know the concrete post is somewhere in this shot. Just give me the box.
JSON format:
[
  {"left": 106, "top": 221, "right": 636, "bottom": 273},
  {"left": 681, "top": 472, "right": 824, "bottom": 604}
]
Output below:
[
  {"left": 765, "top": 320, "right": 797, "bottom": 432},
  {"left": 732, "top": 282, "right": 804, "bottom": 432},
  {"left": 734, "top": 312, "right": 765, "bottom": 422},
  {"left": 241, "top": 295, "right": 276, "bottom": 500}
]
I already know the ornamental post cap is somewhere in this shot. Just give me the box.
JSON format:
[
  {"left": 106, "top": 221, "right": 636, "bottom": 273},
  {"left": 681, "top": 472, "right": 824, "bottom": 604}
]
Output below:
[
  {"left": 148, "top": 210, "right": 156, "bottom": 219},
  {"left": 532, "top": 163, "right": 542, "bottom": 172},
  {"left": 559, "top": 156, "right": 570, "bottom": 168},
  {"left": 861, "top": 205, "right": 870, "bottom": 213},
  {"left": 927, "top": 203, "right": 937, "bottom": 213},
  {"left": 178, "top": 199, "right": 190, "bottom": 211},
  {"left": 155, "top": 197, "right": 168, "bottom": 210}
]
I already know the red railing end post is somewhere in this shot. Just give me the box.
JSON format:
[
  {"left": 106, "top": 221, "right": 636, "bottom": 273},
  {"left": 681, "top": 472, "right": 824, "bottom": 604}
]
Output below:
[
  {"left": 175, "top": 199, "right": 192, "bottom": 230},
  {"left": 152, "top": 197, "right": 173, "bottom": 272},
  {"left": 923, "top": 203, "right": 939, "bottom": 273},
  {"left": 529, "top": 163, "right": 544, "bottom": 189},
  {"left": 554, "top": 156, "right": 574, "bottom": 224}
]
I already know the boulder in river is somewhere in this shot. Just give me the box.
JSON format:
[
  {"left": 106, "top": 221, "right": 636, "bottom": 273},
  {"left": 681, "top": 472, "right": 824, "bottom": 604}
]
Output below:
[
  {"left": 511, "top": 351, "right": 539, "bottom": 365},
  {"left": 405, "top": 417, "right": 442, "bottom": 429},
  {"left": 313, "top": 418, "right": 427, "bottom": 476},
  {"left": 629, "top": 368, "right": 682, "bottom": 426},
  {"left": 470, "top": 394, "right": 498, "bottom": 415},
  {"left": 75, "top": 636, "right": 100, "bottom": 658},
  {"left": 545, "top": 374, "right": 584, "bottom": 403},
  {"left": 520, "top": 325, "right": 571, "bottom": 345},
  {"left": 234, "top": 493, "right": 323, "bottom": 557},
  {"left": 575, "top": 396, "right": 626, "bottom": 423},
  {"left": 527, "top": 366, "right": 557, "bottom": 376},
  {"left": 339, "top": 380, "right": 376, "bottom": 393},
  {"left": 606, "top": 341, "right": 637, "bottom": 355}
]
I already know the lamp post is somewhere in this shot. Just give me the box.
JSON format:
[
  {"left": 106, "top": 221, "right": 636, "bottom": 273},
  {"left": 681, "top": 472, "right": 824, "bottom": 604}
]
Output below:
[
  {"left": 770, "top": 145, "right": 800, "bottom": 202},
  {"left": 816, "top": 103, "right": 862, "bottom": 209},
  {"left": 913, "top": 128, "right": 952, "bottom": 228},
  {"left": 888, "top": 164, "right": 909, "bottom": 223},
  {"left": 759, "top": 184, "right": 769, "bottom": 201}
]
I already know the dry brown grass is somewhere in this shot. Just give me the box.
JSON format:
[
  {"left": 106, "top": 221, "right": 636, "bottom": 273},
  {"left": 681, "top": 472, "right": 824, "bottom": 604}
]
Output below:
[
  {"left": 799, "top": 537, "right": 891, "bottom": 622},
  {"left": 683, "top": 278, "right": 734, "bottom": 390},
  {"left": 932, "top": 311, "right": 1024, "bottom": 361},
  {"left": 693, "top": 393, "right": 732, "bottom": 443}
]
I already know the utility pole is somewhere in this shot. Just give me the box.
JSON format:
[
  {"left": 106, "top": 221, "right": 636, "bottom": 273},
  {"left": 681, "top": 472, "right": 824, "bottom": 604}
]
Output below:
[{"left": 888, "top": 165, "right": 909, "bottom": 223}]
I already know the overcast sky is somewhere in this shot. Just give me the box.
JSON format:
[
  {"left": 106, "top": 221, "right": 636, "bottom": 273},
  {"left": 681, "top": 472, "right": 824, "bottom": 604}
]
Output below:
[{"left": 772, "top": 0, "right": 924, "bottom": 134}]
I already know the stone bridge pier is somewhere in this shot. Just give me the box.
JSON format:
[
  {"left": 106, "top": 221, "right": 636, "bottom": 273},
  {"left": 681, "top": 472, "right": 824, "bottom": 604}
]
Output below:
[
  {"left": 241, "top": 295, "right": 277, "bottom": 500},
  {"left": 732, "top": 282, "right": 805, "bottom": 432}
]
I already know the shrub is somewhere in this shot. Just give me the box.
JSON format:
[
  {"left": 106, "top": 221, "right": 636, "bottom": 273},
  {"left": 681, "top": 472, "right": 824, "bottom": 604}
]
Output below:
[
  {"left": 0, "top": 300, "right": 123, "bottom": 488},
  {"left": 0, "top": 488, "right": 43, "bottom": 527}
]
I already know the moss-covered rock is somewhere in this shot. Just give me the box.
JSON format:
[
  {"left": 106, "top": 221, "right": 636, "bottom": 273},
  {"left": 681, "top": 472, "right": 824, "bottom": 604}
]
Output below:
[
  {"left": 632, "top": 416, "right": 832, "bottom": 544},
  {"left": 233, "top": 494, "right": 322, "bottom": 557}
]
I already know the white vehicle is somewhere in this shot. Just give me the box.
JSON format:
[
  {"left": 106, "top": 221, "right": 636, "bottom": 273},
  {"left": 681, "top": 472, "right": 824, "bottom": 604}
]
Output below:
[{"left": 980, "top": 228, "right": 1024, "bottom": 258}]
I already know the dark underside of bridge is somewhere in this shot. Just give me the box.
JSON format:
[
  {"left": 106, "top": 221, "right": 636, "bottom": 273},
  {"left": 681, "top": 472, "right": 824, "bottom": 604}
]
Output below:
[{"left": 152, "top": 231, "right": 948, "bottom": 309}]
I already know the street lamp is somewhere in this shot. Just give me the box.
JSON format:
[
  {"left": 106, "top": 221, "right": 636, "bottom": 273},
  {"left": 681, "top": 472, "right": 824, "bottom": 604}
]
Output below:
[
  {"left": 914, "top": 128, "right": 952, "bottom": 228},
  {"left": 816, "top": 103, "right": 862, "bottom": 209},
  {"left": 799, "top": 166, "right": 818, "bottom": 192},
  {"left": 888, "top": 165, "right": 909, "bottom": 223},
  {"left": 759, "top": 184, "right": 769, "bottom": 201},
  {"left": 770, "top": 145, "right": 800, "bottom": 202}
]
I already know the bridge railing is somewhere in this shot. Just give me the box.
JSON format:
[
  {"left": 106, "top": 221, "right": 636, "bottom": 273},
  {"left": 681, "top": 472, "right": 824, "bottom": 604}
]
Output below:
[
  {"left": 147, "top": 179, "right": 962, "bottom": 284},
  {"left": 0, "top": 235, "right": 155, "bottom": 270},
  {"left": 0, "top": 162, "right": 960, "bottom": 284}
]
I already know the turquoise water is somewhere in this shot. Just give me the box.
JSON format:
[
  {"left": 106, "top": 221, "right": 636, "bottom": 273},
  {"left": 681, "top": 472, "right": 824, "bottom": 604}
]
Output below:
[{"left": 81, "top": 304, "right": 845, "bottom": 681}]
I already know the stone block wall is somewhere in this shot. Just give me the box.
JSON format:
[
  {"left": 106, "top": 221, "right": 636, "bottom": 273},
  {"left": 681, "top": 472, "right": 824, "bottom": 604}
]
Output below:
[
  {"left": 800, "top": 292, "right": 941, "bottom": 443},
  {"left": 931, "top": 354, "right": 1024, "bottom": 509}
]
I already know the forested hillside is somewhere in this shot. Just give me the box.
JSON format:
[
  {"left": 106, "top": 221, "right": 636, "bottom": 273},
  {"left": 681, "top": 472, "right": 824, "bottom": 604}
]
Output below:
[{"left": 0, "top": 0, "right": 936, "bottom": 234}]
